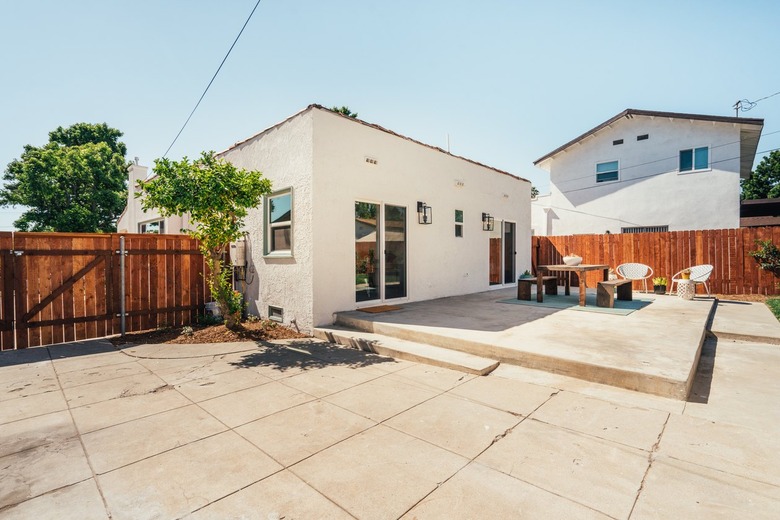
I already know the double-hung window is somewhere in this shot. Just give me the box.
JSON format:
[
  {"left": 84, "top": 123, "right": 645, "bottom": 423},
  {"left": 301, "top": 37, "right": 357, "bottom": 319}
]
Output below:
[
  {"left": 679, "top": 147, "right": 709, "bottom": 172},
  {"left": 596, "top": 160, "right": 619, "bottom": 183},
  {"left": 265, "top": 189, "right": 292, "bottom": 256}
]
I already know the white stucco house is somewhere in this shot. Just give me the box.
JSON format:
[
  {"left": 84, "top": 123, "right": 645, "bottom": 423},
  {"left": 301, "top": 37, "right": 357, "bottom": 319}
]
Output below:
[
  {"left": 117, "top": 162, "right": 192, "bottom": 234},
  {"left": 120, "top": 105, "right": 531, "bottom": 332},
  {"left": 531, "top": 109, "right": 764, "bottom": 236}
]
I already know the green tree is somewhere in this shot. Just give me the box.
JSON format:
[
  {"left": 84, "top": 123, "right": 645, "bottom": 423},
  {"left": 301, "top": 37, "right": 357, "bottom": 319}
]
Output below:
[
  {"left": 741, "top": 150, "right": 780, "bottom": 200},
  {"left": 531, "top": 185, "right": 539, "bottom": 198},
  {"left": 137, "top": 151, "right": 272, "bottom": 330},
  {"left": 0, "top": 123, "right": 128, "bottom": 232},
  {"left": 331, "top": 106, "right": 358, "bottom": 118}
]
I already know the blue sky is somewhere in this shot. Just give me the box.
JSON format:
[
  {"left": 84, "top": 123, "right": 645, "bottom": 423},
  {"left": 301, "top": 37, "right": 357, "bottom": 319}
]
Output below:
[{"left": 1, "top": 0, "right": 779, "bottom": 230}]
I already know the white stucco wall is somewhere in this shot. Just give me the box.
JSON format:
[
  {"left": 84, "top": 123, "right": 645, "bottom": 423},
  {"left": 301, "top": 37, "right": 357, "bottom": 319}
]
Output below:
[
  {"left": 218, "top": 111, "right": 316, "bottom": 331},
  {"left": 310, "top": 109, "right": 531, "bottom": 329},
  {"left": 534, "top": 116, "right": 745, "bottom": 235},
  {"left": 116, "top": 163, "right": 191, "bottom": 234}
]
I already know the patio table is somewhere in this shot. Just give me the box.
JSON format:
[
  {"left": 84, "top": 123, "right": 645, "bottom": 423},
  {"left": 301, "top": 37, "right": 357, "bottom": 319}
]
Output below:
[{"left": 537, "top": 264, "right": 610, "bottom": 306}]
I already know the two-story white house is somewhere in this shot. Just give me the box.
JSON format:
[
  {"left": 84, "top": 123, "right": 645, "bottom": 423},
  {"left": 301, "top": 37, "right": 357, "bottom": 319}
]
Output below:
[
  {"left": 119, "top": 105, "right": 531, "bottom": 331},
  {"left": 531, "top": 109, "right": 764, "bottom": 236}
]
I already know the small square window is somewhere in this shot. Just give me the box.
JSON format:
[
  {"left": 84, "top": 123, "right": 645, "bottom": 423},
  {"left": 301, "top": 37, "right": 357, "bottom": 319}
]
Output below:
[
  {"left": 268, "top": 306, "right": 283, "bottom": 322},
  {"left": 637, "top": 134, "right": 649, "bottom": 141},
  {"left": 613, "top": 139, "right": 624, "bottom": 146},
  {"left": 679, "top": 147, "right": 708, "bottom": 172},
  {"left": 596, "top": 160, "right": 619, "bottom": 183}
]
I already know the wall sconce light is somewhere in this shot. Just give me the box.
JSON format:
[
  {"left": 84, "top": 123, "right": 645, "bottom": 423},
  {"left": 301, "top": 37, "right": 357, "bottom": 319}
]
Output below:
[
  {"left": 417, "top": 201, "right": 432, "bottom": 224},
  {"left": 482, "top": 212, "right": 494, "bottom": 231}
]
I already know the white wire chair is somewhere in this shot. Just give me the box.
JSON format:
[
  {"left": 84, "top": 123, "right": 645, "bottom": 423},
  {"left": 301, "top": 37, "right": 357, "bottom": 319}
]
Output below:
[
  {"left": 616, "top": 263, "right": 654, "bottom": 293},
  {"left": 669, "top": 264, "right": 713, "bottom": 296}
]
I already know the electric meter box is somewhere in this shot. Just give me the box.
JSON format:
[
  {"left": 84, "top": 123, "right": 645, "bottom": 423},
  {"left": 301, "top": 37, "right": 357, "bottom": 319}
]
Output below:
[{"left": 229, "top": 240, "right": 246, "bottom": 267}]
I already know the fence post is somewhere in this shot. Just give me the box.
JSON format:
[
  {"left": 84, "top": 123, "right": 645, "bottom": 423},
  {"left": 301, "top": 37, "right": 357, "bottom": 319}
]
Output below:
[{"left": 120, "top": 236, "right": 126, "bottom": 337}]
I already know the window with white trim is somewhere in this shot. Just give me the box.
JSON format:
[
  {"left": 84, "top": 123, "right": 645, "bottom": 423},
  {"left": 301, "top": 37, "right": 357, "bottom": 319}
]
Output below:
[
  {"left": 139, "top": 220, "right": 165, "bottom": 234},
  {"left": 679, "top": 147, "right": 709, "bottom": 172},
  {"left": 596, "top": 160, "right": 619, "bottom": 183},
  {"left": 265, "top": 189, "right": 292, "bottom": 255}
]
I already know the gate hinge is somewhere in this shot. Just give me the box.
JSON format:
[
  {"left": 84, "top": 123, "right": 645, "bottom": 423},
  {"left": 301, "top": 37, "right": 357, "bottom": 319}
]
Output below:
[
  {"left": 114, "top": 250, "right": 128, "bottom": 256},
  {"left": 11, "top": 250, "right": 23, "bottom": 256}
]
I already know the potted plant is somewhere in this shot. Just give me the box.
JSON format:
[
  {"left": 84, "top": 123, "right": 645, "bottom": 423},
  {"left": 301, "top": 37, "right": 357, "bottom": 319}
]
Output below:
[
  {"left": 652, "top": 276, "right": 667, "bottom": 295},
  {"left": 681, "top": 268, "right": 691, "bottom": 280},
  {"left": 519, "top": 270, "right": 533, "bottom": 279}
]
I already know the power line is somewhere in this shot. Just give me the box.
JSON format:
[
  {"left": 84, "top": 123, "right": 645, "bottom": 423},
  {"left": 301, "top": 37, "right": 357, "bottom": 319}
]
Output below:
[
  {"left": 162, "top": 0, "right": 263, "bottom": 159},
  {"left": 735, "top": 89, "right": 780, "bottom": 113}
]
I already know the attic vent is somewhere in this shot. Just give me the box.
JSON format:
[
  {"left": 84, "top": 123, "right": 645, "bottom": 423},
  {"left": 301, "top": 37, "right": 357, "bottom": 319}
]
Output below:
[
  {"left": 613, "top": 139, "right": 624, "bottom": 146},
  {"left": 268, "top": 306, "right": 283, "bottom": 322},
  {"left": 365, "top": 157, "right": 378, "bottom": 165},
  {"left": 637, "top": 134, "right": 649, "bottom": 141}
]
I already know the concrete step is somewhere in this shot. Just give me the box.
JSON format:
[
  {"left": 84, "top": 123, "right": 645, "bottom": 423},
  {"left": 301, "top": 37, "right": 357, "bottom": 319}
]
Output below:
[{"left": 313, "top": 325, "right": 500, "bottom": 376}]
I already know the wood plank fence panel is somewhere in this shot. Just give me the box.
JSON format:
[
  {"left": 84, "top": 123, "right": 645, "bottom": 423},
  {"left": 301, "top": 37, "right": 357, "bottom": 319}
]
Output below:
[
  {"left": 534, "top": 227, "right": 780, "bottom": 297},
  {"left": 2, "top": 232, "right": 207, "bottom": 350}
]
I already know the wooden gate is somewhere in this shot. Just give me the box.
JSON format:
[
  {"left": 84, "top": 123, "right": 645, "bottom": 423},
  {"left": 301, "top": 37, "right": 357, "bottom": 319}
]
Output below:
[{"left": 0, "top": 232, "right": 207, "bottom": 350}]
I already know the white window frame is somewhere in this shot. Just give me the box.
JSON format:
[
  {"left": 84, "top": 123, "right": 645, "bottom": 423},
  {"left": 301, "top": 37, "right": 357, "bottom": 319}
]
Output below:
[
  {"left": 595, "top": 160, "right": 619, "bottom": 184},
  {"left": 264, "top": 188, "right": 293, "bottom": 257},
  {"left": 678, "top": 146, "right": 710, "bottom": 174},
  {"left": 455, "top": 209, "right": 464, "bottom": 238},
  {"left": 138, "top": 219, "right": 165, "bottom": 234}
]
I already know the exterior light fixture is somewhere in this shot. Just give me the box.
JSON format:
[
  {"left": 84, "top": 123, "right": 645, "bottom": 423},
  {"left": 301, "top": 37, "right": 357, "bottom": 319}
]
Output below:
[
  {"left": 482, "top": 212, "right": 494, "bottom": 231},
  {"left": 417, "top": 201, "right": 432, "bottom": 224}
]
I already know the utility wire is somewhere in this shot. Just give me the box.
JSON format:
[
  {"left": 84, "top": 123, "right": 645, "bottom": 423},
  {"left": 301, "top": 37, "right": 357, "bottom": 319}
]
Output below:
[
  {"left": 736, "top": 89, "right": 780, "bottom": 113},
  {"left": 162, "top": 0, "right": 263, "bottom": 159}
]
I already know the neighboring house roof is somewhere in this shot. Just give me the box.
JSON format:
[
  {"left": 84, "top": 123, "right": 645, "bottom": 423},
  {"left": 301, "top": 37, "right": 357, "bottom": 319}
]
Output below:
[
  {"left": 534, "top": 109, "right": 764, "bottom": 176},
  {"left": 217, "top": 104, "right": 529, "bottom": 183},
  {"left": 740, "top": 198, "right": 780, "bottom": 227}
]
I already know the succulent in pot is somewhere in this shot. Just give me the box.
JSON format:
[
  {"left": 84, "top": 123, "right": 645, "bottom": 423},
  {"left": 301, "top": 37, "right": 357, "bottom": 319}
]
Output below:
[
  {"left": 652, "top": 276, "right": 667, "bottom": 295},
  {"left": 681, "top": 268, "right": 691, "bottom": 280}
]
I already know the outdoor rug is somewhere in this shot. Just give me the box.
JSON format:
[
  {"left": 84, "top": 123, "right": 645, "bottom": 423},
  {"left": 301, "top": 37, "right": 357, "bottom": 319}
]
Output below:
[
  {"left": 358, "top": 305, "right": 402, "bottom": 314},
  {"left": 498, "top": 293, "right": 653, "bottom": 315}
]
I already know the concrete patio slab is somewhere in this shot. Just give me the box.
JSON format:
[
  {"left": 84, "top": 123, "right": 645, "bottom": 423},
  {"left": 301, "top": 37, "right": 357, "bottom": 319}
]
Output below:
[
  {"left": 281, "top": 363, "right": 388, "bottom": 398},
  {"left": 0, "top": 479, "right": 107, "bottom": 520},
  {"left": 660, "top": 407, "right": 780, "bottom": 486},
  {"left": 632, "top": 456, "right": 780, "bottom": 519},
  {"left": 448, "top": 374, "right": 557, "bottom": 416},
  {"left": 62, "top": 371, "right": 169, "bottom": 408},
  {"left": 391, "top": 363, "right": 476, "bottom": 392},
  {"left": 98, "top": 431, "right": 282, "bottom": 520},
  {"left": 186, "top": 469, "right": 351, "bottom": 520},
  {"left": 476, "top": 418, "right": 648, "bottom": 519},
  {"left": 334, "top": 287, "right": 714, "bottom": 399},
  {"left": 173, "top": 367, "right": 273, "bottom": 402},
  {"left": 323, "top": 372, "right": 440, "bottom": 422},
  {"left": 292, "top": 424, "right": 467, "bottom": 519},
  {"left": 0, "top": 438, "right": 92, "bottom": 509},
  {"left": 1, "top": 410, "right": 77, "bottom": 458},
  {"left": 0, "top": 362, "right": 59, "bottom": 401},
  {"left": 56, "top": 360, "right": 150, "bottom": 389},
  {"left": 236, "top": 400, "right": 375, "bottom": 466},
  {"left": 0, "top": 390, "right": 68, "bottom": 424},
  {"left": 82, "top": 404, "right": 227, "bottom": 474},
  {"left": 710, "top": 299, "right": 780, "bottom": 344},
  {"left": 198, "top": 380, "right": 315, "bottom": 428},
  {"left": 402, "top": 461, "right": 610, "bottom": 519},
  {"left": 69, "top": 388, "right": 191, "bottom": 434},
  {"left": 385, "top": 393, "right": 521, "bottom": 459},
  {"left": 51, "top": 350, "right": 131, "bottom": 375},
  {"left": 531, "top": 390, "right": 669, "bottom": 451}
]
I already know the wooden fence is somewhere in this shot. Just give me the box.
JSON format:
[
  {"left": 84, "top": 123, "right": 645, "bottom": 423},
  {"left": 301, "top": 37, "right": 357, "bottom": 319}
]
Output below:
[
  {"left": 533, "top": 227, "right": 780, "bottom": 296},
  {"left": 0, "top": 232, "right": 207, "bottom": 350}
]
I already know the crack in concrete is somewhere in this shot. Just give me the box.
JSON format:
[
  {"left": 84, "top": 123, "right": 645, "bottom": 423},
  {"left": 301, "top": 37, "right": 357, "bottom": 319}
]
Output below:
[{"left": 627, "top": 412, "right": 670, "bottom": 518}]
